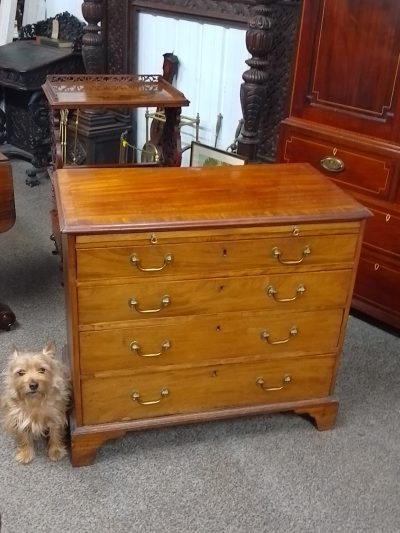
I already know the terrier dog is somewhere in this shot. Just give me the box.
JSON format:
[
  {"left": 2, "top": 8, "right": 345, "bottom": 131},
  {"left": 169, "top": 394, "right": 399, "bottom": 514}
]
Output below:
[{"left": 0, "top": 341, "right": 70, "bottom": 464}]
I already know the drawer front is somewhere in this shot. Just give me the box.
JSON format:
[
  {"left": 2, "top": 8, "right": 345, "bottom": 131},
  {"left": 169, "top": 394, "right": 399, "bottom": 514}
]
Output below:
[
  {"left": 279, "top": 131, "right": 394, "bottom": 200},
  {"left": 77, "top": 270, "right": 352, "bottom": 325},
  {"left": 79, "top": 308, "right": 344, "bottom": 374},
  {"left": 361, "top": 203, "right": 400, "bottom": 258},
  {"left": 76, "top": 234, "right": 359, "bottom": 281},
  {"left": 81, "top": 355, "right": 335, "bottom": 425},
  {"left": 354, "top": 254, "right": 400, "bottom": 317}
]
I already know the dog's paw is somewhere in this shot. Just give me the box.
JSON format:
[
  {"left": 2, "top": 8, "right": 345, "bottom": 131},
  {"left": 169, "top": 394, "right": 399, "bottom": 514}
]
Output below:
[
  {"left": 48, "top": 445, "right": 67, "bottom": 461},
  {"left": 15, "top": 446, "right": 35, "bottom": 464}
]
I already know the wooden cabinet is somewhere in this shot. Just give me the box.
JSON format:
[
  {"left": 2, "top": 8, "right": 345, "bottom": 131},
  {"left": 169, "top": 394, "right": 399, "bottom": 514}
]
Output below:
[
  {"left": 276, "top": 0, "right": 400, "bottom": 330},
  {"left": 54, "top": 163, "right": 369, "bottom": 466}
]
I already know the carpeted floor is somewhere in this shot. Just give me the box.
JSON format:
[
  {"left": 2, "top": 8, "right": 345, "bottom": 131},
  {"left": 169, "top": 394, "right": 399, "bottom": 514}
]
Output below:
[{"left": 0, "top": 159, "right": 399, "bottom": 533}]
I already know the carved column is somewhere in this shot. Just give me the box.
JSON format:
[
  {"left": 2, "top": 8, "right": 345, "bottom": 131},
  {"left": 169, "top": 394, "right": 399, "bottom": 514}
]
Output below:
[
  {"left": 237, "top": 1, "right": 274, "bottom": 162},
  {"left": 81, "top": 0, "right": 105, "bottom": 74}
]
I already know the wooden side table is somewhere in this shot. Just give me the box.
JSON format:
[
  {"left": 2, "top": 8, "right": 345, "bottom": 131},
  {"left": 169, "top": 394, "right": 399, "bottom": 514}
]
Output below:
[
  {"left": 0, "top": 40, "right": 83, "bottom": 185},
  {"left": 42, "top": 74, "right": 190, "bottom": 169}
]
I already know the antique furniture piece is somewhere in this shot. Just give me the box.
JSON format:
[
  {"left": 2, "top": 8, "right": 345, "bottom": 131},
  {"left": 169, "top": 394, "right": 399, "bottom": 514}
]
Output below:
[
  {"left": 0, "top": 152, "right": 16, "bottom": 330},
  {"left": 79, "top": 0, "right": 302, "bottom": 162},
  {"left": 276, "top": 0, "right": 400, "bottom": 330},
  {"left": 54, "top": 162, "right": 370, "bottom": 466},
  {"left": 43, "top": 74, "right": 190, "bottom": 168},
  {"left": 43, "top": 74, "right": 190, "bottom": 255},
  {"left": 0, "top": 39, "right": 83, "bottom": 185}
]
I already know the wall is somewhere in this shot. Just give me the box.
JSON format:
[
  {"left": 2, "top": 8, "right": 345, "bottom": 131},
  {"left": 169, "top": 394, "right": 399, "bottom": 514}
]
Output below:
[
  {"left": 136, "top": 13, "right": 248, "bottom": 166},
  {"left": 21, "top": 0, "right": 84, "bottom": 25},
  {"left": 45, "top": 0, "right": 83, "bottom": 20}
]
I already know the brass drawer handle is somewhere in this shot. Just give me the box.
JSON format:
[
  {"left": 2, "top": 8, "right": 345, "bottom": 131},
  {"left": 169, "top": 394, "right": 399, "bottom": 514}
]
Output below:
[
  {"left": 271, "top": 245, "right": 311, "bottom": 265},
  {"left": 128, "top": 295, "right": 170, "bottom": 314},
  {"left": 266, "top": 284, "right": 306, "bottom": 302},
  {"left": 130, "top": 339, "right": 171, "bottom": 357},
  {"left": 130, "top": 253, "right": 173, "bottom": 272},
  {"left": 131, "top": 387, "right": 169, "bottom": 405},
  {"left": 320, "top": 156, "right": 345, "bottom": 173},
  {"left": 260, "top": 326, "right": 298, "bottom": 345},
  {"left": 256, "top": 375, "right": 291, "bottom": 392}
]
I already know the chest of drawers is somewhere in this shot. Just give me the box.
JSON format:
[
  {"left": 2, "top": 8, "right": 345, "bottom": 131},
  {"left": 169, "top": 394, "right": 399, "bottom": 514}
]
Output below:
[{"left": 54, "top": 163, "right": 370, "bottom": 466}]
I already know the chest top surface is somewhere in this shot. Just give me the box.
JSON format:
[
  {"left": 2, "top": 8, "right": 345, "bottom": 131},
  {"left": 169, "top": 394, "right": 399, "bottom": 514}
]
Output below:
[{"left": 54, "top": 163, "right": 371, "bottom": 234}]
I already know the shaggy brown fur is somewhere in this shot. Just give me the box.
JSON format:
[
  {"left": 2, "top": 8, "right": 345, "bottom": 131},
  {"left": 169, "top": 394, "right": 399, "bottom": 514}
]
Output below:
[{"left": 0, "top": 341, "right": 70, "bottom": 464}]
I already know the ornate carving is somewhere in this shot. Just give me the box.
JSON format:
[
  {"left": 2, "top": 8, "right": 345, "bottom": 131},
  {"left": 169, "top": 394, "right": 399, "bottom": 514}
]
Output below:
[
  {"left": 82, "top": 0, "right": 105, "bottom": 73},
  {"left": 105, "top": 0, "right": 129, "bottom": 74},
  {"left": 0, "top": 56, "right": 84, "bottom": 92},
  {"left": 26, "top": 92, "right": 51, "bottom": 186},
  {"left": 137, "top": 0, "right": 252, "bottom": 19},
  {"left": 237, "top": 1, "right": 274, "bottom": 161},
  {"left": 256, "top": 1, "right": 301, "bottom": 162},
  {"left": 19, "top": 12, "right": 85, "bottom": 53}
]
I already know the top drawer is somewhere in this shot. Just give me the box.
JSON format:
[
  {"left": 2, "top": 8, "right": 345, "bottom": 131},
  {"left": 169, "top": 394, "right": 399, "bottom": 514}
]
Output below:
[{"left": 76, "top": 233, "right": 360, "bottom": 281}]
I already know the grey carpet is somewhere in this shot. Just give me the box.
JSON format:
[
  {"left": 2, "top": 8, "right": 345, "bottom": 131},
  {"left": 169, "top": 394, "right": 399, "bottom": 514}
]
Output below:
[{"left": 0, "top": 159, "right": 399, "bottom": 533}]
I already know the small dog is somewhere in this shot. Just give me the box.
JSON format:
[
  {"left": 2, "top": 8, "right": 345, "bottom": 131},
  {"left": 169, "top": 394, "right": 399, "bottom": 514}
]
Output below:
[{"left": 0, "top": 341, "right": 70, "bottom": 464}]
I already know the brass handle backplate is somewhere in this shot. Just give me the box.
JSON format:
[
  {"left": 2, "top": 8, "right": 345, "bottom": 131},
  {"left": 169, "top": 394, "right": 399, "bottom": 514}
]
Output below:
[
  {"left": 128, "top": 295, "right": 170, "bottom": 314},
  {"left": 320, "top": 156, "right": 345, "bottom": 173},
  {"left": 130, "top": 339, "right": 171, "bottom": 357},
  {"left": 130, "top": 253, "right": 172, "bottom": 272},
  {"left": 266, "top": 284, "right": 306, "bottom": 302},
  {"left": 260, "top": 326, "right": 298, "bottom": 345},
  {"left": 256, "top": 375, "right": 291, "bottom": 392},
  {"left": 131, "top": 387, "right": 169, "bottom": 405},
  {"left": 271, "top": 245, "right": 311, "bottom": 265}
]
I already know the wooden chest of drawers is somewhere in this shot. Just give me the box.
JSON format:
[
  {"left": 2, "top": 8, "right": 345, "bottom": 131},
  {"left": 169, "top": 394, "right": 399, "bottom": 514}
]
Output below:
[{"left": 54, "top": 163, "right": 370, "bottom": 466}]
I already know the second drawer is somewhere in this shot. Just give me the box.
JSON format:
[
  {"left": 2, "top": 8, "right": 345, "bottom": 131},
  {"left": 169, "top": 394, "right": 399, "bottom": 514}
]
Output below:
[{"left": 77, "top": 270, "right": 353, "bottom": 325}]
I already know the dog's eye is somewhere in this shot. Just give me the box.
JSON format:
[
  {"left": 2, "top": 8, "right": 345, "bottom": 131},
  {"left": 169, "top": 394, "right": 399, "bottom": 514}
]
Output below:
[
  {"left": 17, "top": 370, "right": 26, "bottom": 376},
  {"left": 37, "top": 368, "right": 46, "bottom": 374}
]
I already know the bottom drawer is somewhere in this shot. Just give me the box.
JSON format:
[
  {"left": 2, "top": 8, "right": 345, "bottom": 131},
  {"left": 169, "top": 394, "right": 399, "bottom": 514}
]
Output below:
[
  {"left": 353, "top": 253, "right": 400, "bottom": 328},
  {"left": 81, "top": 355, "right": 335, "bottom": 425}
]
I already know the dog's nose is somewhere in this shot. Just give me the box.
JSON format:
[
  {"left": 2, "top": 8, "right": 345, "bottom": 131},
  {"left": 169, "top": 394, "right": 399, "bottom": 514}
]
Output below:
[{"left": 29, "top": 382, "right": 38, "bottom": 391}]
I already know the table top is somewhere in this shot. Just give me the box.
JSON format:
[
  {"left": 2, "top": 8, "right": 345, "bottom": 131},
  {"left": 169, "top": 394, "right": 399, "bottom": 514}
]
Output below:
[
  {"left": 0, "top": 40, "right": 74, "bottom": 72},
  {"left": 54, "top": 163, "right": 371, "bottom": 234},
  {"left": 43, "top": 74, "right": 190, "bottom": 109}
]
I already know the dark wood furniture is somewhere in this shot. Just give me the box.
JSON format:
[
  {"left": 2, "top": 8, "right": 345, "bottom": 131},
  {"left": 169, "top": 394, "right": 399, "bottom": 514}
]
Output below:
[
  {"left": 54, "top": 162, "right": 370, "bottom": 466},
  {"left": 0, "top": 153, "right": 16, "bottom": 331},
  {"left": 0, "top": 40, "right": 83, "bottom": 185},
  {"left": 276, "top": 0, "right": 400, "bottom": 330}
]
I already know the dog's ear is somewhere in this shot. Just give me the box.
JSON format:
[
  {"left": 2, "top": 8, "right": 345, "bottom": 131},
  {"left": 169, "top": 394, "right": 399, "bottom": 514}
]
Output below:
[
  {"left": 10, "top": 344, "right": 19, "bottom": 358},
  {"left": 42, "top": 341, "right": 56, "bottom": 357}
]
